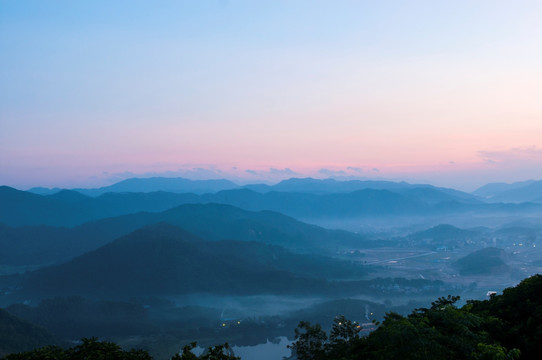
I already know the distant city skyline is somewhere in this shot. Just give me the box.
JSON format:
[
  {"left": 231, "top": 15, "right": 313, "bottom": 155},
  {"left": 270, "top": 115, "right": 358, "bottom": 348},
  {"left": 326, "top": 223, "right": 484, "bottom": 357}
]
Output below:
[{"left": 2, "top": 1, "right": 541, "bottom": 191}]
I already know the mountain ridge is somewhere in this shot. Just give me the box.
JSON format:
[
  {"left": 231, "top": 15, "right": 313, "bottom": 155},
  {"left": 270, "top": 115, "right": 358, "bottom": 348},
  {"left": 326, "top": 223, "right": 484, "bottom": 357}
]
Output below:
[{"left": 15, "top": 224, "right": 362, "bottom": 298}]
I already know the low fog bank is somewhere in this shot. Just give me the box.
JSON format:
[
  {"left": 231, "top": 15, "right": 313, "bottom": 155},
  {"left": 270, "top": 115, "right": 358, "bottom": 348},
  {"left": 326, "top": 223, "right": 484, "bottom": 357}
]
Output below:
[
  {"left": 3, "top": 180, "right": 542, "bottom": 359},
  {"left": 304, "top": 212, "right": 542, "bottom": 237}
]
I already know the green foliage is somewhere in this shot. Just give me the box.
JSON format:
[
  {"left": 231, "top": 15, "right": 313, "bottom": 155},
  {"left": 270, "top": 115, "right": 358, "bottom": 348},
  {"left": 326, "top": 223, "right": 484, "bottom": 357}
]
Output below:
[
  {"left": 288, "top": 321, "right": 328, "bottom": 360},
  {"left": 287, "top": 280, "right": 542, "bottom": 360},
  {"left": 469, "top": 274, "right": 542, "bottom": 360},
  {"left": 329, "top": 315, "right": 361, "bottom": 346},
  {"left": 1, "top": 345, "right": 66, "bottom": 360},
  {"left": 430, "top": 294, "right": 461, "bottom": 309},
  {"left": 288, "top": 316, "right": 361, "bottom": 360},
  {"left": 172, "top": 342, "right": 239, "bottom": 360},
  {"left": 4, "top": 275, "right": 542, "bottom": 360},
  {"left": 365, "top": 299, "right": 491, "bottom": 360},
  {"left": 172, "top": 342, "right": 199, "bottom": 360},
  {"left": 1, "top": 338, "right": 152, "bottom": 360},
  {"left": 1, "top": 338, "right": 241, "bottom": 360},
  {"left": 471, "top": 343, "right": 521, "bottom": 360}
]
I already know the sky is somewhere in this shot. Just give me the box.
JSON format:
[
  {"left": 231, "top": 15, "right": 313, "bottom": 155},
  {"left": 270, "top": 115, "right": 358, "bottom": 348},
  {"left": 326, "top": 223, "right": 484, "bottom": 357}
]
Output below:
[{"left": 1, "top": 0, "right": 542, "bottom": 191}]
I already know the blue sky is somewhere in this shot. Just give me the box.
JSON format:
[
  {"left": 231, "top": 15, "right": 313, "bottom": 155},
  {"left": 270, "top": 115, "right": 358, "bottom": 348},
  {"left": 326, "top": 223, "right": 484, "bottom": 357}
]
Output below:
[{"left": 1, "top": 1, "right": 542, "bottom": 190}]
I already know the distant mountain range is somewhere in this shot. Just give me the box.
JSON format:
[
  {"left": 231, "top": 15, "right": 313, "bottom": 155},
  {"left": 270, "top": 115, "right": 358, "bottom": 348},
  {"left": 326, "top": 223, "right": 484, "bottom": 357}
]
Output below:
[
  {"left": 473, "top": 179, "right": 542, "bottom": 203},
  {"left": 5, "top": 180, "right": 534, "bottom": 228},
  {"left": 24, "top": 176, "right": 542, "bottom": 204},
  {"left": 28, "top": 176, "right": 475, "bottom": 197},
  {"left": 30, "top": 177, "right": 239, "bottom": 196},
  {"left": 244, "top": 178, "right": 430, "bottom": 194}
]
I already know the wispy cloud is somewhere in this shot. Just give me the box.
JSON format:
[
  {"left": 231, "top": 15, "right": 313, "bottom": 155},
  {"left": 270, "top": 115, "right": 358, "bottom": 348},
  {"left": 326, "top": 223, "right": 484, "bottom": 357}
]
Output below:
[
  {"left": 245, "top": 169, "right": 259, "bottom": 176},
  {"left": 318, "top": 168, "right": 347, "bottom": 177},
  {"left": 240, "top": 167, "right": 300, "bottom": 184},
  {"left": 104, "top": 165, "right": 226, "bottom": 183},
  {"left": 244, "top": 167, "right": 298, "bottom": 177},
  {"left": 269, "top": 168, "right": 297, "bottom": 176},
  {"left": 478, "top": 146, "right": 542, "bottom": 164},
  {"left": 346, "top": 166, "right": 363, "bottom": 173}
]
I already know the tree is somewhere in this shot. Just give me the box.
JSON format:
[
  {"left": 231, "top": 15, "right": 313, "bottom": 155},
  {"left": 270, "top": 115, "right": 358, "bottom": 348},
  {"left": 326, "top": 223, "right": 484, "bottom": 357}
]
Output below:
[
  {"left": 471, "top": 344, "right": 520, "bottom": 360},
  {"left": 288, "top": 321, "right": 328, "bottom": 360},
  {"left": 288, "top": 316, "right": 362, "bottom": 360},
  {"left": 329, "top": 315, "right": 361, "bottom": 346},
  {"left": 1, "top": 338, "right": 152, "bottom": 360},
  {"left": 172, "top": 342, "right": 239, "bottom": 360}
]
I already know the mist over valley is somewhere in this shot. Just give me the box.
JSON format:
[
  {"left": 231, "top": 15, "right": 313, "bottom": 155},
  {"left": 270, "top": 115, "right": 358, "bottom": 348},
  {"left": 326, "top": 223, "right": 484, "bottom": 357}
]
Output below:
[
  {"left": 3, "top": 2, "right": 542, "bottom": 358},
  {"left": 2, "top": 177, "right": 542, "bottom": 359}
]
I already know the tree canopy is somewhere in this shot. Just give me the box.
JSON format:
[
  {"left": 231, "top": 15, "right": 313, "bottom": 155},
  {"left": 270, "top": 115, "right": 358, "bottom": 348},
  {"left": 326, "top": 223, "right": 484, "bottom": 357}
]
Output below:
[{"left": 287, "top": 275, "right": 542, "bottom": 360}]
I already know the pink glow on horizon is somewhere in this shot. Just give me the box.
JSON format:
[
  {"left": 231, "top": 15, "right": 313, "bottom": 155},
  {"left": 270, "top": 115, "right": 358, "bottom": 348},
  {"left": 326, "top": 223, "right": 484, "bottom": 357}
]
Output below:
[{"left": 2, "top": 1, "right": 542, "bottom": 190}]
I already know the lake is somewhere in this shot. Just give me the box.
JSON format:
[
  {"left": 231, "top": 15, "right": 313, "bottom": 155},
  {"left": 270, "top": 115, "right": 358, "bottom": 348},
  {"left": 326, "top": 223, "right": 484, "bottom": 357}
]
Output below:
[{"left": 192, "top": 336, "right": 292, "bottom": 360}]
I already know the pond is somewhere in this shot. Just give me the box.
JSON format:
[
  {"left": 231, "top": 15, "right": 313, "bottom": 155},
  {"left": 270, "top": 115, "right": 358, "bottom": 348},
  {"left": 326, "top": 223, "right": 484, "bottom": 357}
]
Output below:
[{"left": 192, "top": 336, "right": 292, "bottom": 360}]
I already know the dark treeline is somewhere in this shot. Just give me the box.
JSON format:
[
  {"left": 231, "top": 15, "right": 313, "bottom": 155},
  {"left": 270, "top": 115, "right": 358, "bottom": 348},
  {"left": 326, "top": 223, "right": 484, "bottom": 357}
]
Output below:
[
  {"left": 2, "top": 274, "right": 541, "bottom": 360},
  {"left": 288, "top": 274, "right": 542, "bottom": 360}
]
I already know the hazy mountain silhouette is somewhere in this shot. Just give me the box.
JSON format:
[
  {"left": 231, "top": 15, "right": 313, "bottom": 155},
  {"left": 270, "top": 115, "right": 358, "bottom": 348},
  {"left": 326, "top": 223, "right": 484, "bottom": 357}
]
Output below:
[
  {"left": 206, "top": 187, "right": 532, "bottom": 219},
  {"left": 397, "top": 187, "right": 481, "bottom": 204},
  {"left": 473, "top": 180, "right": 535, "bottom": 197},
  {"left": 0, "top": 186, "right": 93, "bottom": 227},
  {"left": 244, "top": 178, "right": 479, "bottom": 201},
  {"left": 0, "top": 203, "right": 368, "bottom": 267},
  {"left": 409, "top": 224, "right": 480, "bottom": 241},
  {"left": 0, "top": 223, "right": 76, "bottom": 266},
  {"left": 46, "top": 190, "right": 91, "bottom": 203},
  {"left": 407, "top": 224, "right": 481, "bottom": 249},
  {"left": 453, "top": 247, "right": 510, "bottom": 275},
  {"left": 28, "top": 176, "right": 477, "bottom": 197},
  {"left": 204, "top": 188, "right": 431, "bottom": 219},
  {"left": 17, "top": 224, "right": 352, "bottom": 297},
  {"left": 27, "top": 187, "right": 64, "bottom": 195},
  {"left": 4, "top": 183, "right": 542, "bottom": 229},
  {"left": 0, "top": 186, "right": 200, "bottom": 227},
  {"left": 245, "top": 178, "right": 412, "bottom": 194},
  {"left": 487, "top": 180, "right": 542, "bottom": 203},
  {"left": 72, "top": 177, "right": 239, "bottom": 196},
  {"left": 0, "top": 308, "right": 59, "bottom": 357},
  {"left": 473, "top": 179, "right": 542, "bottom": 202},
  {"left": 493, "top": 225, "right": 540, "bottom": 238}
]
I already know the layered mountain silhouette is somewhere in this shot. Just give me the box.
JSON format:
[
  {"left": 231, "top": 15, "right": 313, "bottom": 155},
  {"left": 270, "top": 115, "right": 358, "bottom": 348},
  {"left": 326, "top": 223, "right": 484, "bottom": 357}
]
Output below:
[
  {"left": 245, "top": 178, "right": 417, "bottom": 194},
  {"left": 72, "top": 177, "right": 240, "bottom": 196},
  {"left": 30, "top": 176, "right": 477, "bottom": 196},
  {"left": 0, "top": 186, "right": 203, "bottom": 227},
  {"left": 473, "top": 180, "right": 536, "bottom": 198},
  {"left": 473, "top": 179, "right": 542, "bottom": 203},
  {"left": 2, "top": 180, "right": 527, "bottom": 229},
  {"left": 407, "top": 224, "right": 481, "bottom": 248},
  {"left": 0, "top": 203, "right": 368, "bottom": 267},
  {"left": 0, "top": 308, "right": 58, "bottom": 357},
  {"left": 16, "top": 224, "right": 364, "bottom": 297}
]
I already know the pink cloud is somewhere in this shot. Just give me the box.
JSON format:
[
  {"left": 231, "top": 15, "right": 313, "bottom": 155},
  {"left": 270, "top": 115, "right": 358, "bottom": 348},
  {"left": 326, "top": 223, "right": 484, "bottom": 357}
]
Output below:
[{"left": 478, "top": 146, "right": 542, "bottom": 164}]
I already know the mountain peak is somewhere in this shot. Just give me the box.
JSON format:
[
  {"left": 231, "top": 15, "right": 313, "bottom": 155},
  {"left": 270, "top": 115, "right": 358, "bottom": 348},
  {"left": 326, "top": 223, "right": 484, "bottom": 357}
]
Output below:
[{"left": 73, "top": 177, "right": 240, "bottom": 196}]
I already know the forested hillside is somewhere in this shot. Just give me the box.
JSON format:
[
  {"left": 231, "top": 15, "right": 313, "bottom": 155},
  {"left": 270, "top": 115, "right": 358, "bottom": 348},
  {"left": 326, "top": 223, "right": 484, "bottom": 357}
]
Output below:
[
  {"left": 2, "top": 275, "right": 541, "bottom": 359},
  {"left": 287, "top": 274, "right": 542, "bottom": 360}
]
